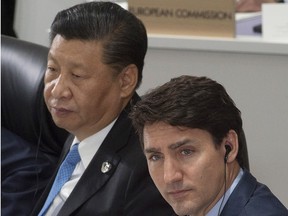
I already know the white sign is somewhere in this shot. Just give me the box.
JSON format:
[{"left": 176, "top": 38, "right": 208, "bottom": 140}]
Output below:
[{"left": 262, "top": 4, "right": 288, "bottom": 42}]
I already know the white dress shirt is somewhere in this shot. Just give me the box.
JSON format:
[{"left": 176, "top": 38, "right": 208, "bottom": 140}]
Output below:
[{"left": 45, "top": 119, "right": 117, "bottom": 216}]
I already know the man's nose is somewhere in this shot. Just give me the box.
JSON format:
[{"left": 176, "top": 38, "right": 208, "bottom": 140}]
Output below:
[
  {"left": 163, "top": 158, "right": 182, "bottom": 184},
  {"left": 50, "top": 74, "right": 72, "bottom": 99}
]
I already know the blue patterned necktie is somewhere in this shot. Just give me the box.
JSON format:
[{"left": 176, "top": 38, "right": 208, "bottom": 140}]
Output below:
[{"left": 38, "top": 144, "right": 81, "bottom": 216}]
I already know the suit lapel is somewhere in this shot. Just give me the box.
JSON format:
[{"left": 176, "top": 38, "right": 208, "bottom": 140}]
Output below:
[
  {"left": 221, "top": 170, "right": 257, "bottom": 216},
  {"left": 58, "top": 95, "right": 138, "bottom": 215},
  {"left": 59, "top": 150, "right": 121, "bottom": 215}
]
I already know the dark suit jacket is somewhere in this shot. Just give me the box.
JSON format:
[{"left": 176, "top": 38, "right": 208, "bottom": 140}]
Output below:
[
  {"left": 31, "top": 94, "right": 175, "bottom": 216},
  {"left": 1, "top": 127, "right": 59, "bottom": 216},
  {"left": 221, "top": 170, "right": 288, "bottom": 216}
]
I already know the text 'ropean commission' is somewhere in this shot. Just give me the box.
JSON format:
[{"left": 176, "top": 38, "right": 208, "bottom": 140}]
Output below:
[{"left": 129, "top": 7, "right": 233, "bottom": 20}]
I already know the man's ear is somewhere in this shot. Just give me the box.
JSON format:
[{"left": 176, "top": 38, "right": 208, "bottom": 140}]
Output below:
[
  {"left": 224, "top": 130, "right": 239, "bottom": 164},
  {"left": 119, "top": 64, "right": 138, "bottom": 98}
]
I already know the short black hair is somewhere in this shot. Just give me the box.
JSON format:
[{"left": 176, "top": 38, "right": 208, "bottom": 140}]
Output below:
[{"left": 50, "top": 2, "right": 147, "bottom": 89}]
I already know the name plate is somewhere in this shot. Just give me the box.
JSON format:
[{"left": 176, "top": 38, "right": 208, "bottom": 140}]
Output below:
[{"left": 128, "top": 0, "right": 235, "bottom": 38}]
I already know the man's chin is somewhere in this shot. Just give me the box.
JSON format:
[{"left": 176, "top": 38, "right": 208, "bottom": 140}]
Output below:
[
  {"left": 52, "top": 120, "right": 71, "bottom": 132},
  {"left": 168, "top": 200, "right": 192, "bottom": 216}
]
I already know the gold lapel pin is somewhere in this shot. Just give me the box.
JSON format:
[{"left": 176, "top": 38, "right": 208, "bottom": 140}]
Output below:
[{"left": 101, "top": 161, "right": 112, "bottom": 173}]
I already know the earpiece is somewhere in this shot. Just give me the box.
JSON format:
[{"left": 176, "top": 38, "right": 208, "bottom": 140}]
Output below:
[
  {"left": 219, "top": 144, "right": 231, "bottom": 216},
  {"left": 224, "top": 145, "right": 232, "bottom": 163}
]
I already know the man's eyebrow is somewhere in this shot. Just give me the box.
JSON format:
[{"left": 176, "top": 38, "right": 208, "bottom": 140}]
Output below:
[
  {"left": 144, "top": 139, "right": 196, "bottom": 154},
  {"left": 144, "top": 147, "right": 161, "bottom": 154},
  {"left": 168, "top": 139, "right": 195, "bottom": 150},
  {"left": 47, "top": 52, "right": 84, "bottom": 69}
]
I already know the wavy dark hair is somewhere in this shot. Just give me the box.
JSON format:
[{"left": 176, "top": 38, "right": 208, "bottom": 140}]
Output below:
[{"left": 130, "top": 75, "right": 249, "bottom": 169}]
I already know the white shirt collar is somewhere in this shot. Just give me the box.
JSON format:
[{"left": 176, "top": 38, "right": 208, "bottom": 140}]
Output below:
[{"left": 71, "top": 118, "right": 117, "bottom": 169}]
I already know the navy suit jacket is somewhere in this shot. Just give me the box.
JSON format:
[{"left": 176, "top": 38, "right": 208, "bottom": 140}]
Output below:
[
  {"left": 31, "top": 94, "right": 175, "bottom": 216},
  {"left": 221, "top": 170, "right": 288, "bottom": 216},
  {"left": 1, "top": 127, "right": 59, "bottom": 216}
]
